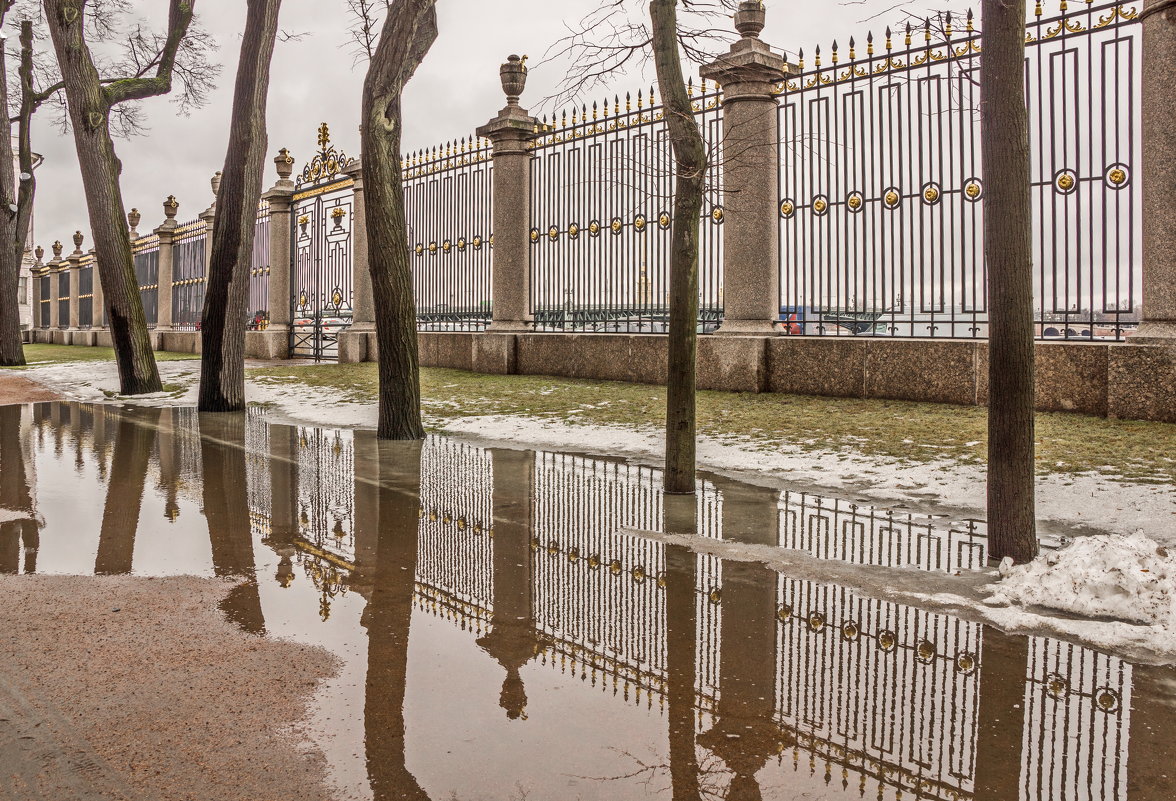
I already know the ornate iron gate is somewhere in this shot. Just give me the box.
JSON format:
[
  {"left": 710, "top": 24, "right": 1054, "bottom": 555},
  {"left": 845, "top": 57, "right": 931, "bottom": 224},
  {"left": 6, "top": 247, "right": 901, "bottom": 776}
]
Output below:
[{"left": 291, "top": 124, "right": 355, "bottom": 361}]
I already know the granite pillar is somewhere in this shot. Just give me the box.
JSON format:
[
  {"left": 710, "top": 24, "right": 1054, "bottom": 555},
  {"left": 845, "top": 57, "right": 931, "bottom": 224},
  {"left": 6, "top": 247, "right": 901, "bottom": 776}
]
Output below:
[
  {"left": 263, "top": 149, "right": 296, "bottom": 341},
  {"left": 47, "top": 241, "right": 62, "bottom": 331},
  {"left": 477, "top": 55, "right": 539, "bottom": 332},
  {"left": 702, "top": 2, "right": 793, "bottom": 335},
  {"left": 67, "top": 249, "right": 82, "bottom": 331},
  {"left": 1136, "top": 0, "right": 1176, "bottom": 344},
  {"left": 90, "top": 249, "right": 104, "bottom": 329},
  {"left": 155, "top": 195, "right": 180, "bottom": 331}
]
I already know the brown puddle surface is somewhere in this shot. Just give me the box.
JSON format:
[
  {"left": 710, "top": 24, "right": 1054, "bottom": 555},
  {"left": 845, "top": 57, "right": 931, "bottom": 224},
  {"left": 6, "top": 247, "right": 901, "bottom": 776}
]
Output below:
[{"left": 2, "top": 401, "right": 1174, "bottom": 801}]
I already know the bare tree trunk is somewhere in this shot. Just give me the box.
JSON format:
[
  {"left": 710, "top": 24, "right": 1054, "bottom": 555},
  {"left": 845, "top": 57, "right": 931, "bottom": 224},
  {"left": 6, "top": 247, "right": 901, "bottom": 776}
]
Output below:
[
  {"left": 0, "top": 14, "right": 39, "bottom": 367},
  {"left": 974, "top": 628, "right": 1028, "bottom": 801},
  {"left": 199, "top": 0, "right": 282, "bottom": 411},
  {"left": 651, "top": 0, "right": 706, "bottom": 494},
  {"left": 981, "top": 0, "right": 1037, "bottom": 563},
  {"left": 45, "top": 0, "right": 198, "bottom": 395},
  {"left": 360, "top": 0, "right": 436, "bottom": 440}
]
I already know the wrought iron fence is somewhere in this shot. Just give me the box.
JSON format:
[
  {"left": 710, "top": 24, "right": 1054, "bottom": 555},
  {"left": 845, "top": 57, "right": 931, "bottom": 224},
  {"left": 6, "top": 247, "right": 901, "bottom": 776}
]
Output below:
[
  {"left": 55, "top": 269, "right": 68, "bottom": 328},
  {"left": 405, "top": 138, "right": 494, "bottom": 331},
  {"left": 249, "top": 202, "right": 271, "bottom": 328},
  {"left": 776, "top": 1, "right": 1142, "bottom": 340},
  {"left": 172, "top": 221, "right": 207, "bottom": 331},
  {"left": 528, "top": 84, "right": 725, "bottom": 333},
  {"left": 77, "top": 259, "right": 94, "bottom": 329},
  {"left": 132, "top": 236, "right": 160, "bottom": 327},
  {"left": 37, "top": 273, "right": 49, "bottom": 329}
]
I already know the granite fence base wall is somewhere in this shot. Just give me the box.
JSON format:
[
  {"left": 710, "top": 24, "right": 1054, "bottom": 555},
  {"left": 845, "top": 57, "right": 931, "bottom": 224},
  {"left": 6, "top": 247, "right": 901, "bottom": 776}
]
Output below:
[
  {"left": 341, "top": 330, "right": 1175, "bottom": 424},
  {"left": 28, "top": 328, "right": 1174, "bottom": 423}
]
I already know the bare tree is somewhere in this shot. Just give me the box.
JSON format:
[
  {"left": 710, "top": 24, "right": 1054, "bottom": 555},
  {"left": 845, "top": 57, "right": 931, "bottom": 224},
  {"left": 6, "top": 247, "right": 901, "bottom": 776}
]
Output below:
[
  {"left": 198, "top": 0, "right": 282, "bottom": 412},
  {"left": 0, "top": 6, "right": 43, "bottom": 366},
  {"left": 981, "top": 0, "right": 1036, "bottom": 563},
  {"left": 355, "top": 0, "right": 437, "bottom": 440},
  {"left": 547, "top": 1, "right": 738, "bottom": 494},
  {"left": 43, "top": 0, "right": 216, "bottom": 395}
]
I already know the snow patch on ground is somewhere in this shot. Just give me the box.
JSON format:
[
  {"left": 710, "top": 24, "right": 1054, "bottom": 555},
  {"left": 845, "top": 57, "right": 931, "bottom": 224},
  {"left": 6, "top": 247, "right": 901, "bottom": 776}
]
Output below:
[{"left": 989, "top": 532, "right": 1176, "bottom": 626}]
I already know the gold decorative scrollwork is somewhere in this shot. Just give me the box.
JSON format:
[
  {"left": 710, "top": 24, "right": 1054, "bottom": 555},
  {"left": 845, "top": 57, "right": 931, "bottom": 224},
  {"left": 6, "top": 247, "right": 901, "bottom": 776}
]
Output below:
[{"left": 298, "top": 122, "right": 352, "bottom": 187}]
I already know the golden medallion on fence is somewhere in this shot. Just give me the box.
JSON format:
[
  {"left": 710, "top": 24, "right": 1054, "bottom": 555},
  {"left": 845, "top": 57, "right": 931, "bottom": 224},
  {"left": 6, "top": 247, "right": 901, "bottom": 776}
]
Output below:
[
  {"left": 1054, "top": 168, "right": 1079, "bottom": 195},
  {"left": 658, "top": 212, "right": 671, "bottom": 229},
  {"left": 922, "top": 182, "right": 941, "bottom": 205},
  {"left": 548, "top": 225, "right": 560, "bottom": 241},
  {"left": 711, "top": 207, "right": 724, "bottom": 224},
  {"left": 568, "top": 223, "right": 580, "bottom": 239},
  {"left": 415, "top": 244, "right": 424, "bottom": 256},
  {"left": 955, "top": 651, "right": 977, "bottom": 674},
  {"left": 846, "top": 192, "right": 864, "bottom": 212},
  {"left": 472, "top": 235, "right": 483, "bottom": 249},
  {"left": 588, "top": 220, "right": 601, "bottom": 237},
  {"left": 780, "top": 199, "right": 796, "bottom": 218},
  {"left": 442, "top": 239, "right": 452, "bottom": 253},
  {"left": 812, "top": 195, "right": 829, "bottom": 216},
  {"left": 963, "top": 178, "right": 983, "bottom": 202},
  {"left": 529, "top": 228, "right": 540, "bottom": 243},
  {"left": 457, "top": 238, "right": 466, "bottom": 251},
  {"left": 428, "top": 241, "right": 438, "bottom": 254},
  {"left": 777, "top": 604, "right": 792, "bottom": 622},
  {"left": 610, "top": 217, "right": 623, "bottom": 234},
  {"left": 883, "top": 187, "right": 902, "bottom": 209},
  {"left": 1105, "top": 164, "right": 1129, "bottom": 189}
]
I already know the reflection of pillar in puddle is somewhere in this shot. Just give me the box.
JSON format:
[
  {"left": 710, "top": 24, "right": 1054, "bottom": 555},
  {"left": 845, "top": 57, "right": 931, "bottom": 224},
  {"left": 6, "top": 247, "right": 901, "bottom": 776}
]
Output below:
[
  {"left": 698, "top": 479, "right": 784, "bottom": 801},
  {"left": 663, "top": 493, "right": 702, "bottom": 801},
  {"left": 95, "top": 408, "right": 161, "bottom": 575},
  {"left": 200, "top": 412, "right": 265, "bottom": 634},
  {"left": 266, "top": 423, "right": 300, "bottom": 588},
  {"left": 363, "top": 439, "right": 431, "bottom": 801},
  {"left": 350, "top": 429, "right": 381, "bottom": 598},
  {"left": 1126, "top": 663, "right": 1176, "bottom": 799},
  {"left": 477, "top": 449, "right": 540, "bottom": 720},
  {"left": 0, "top": 406, "right": 35, "bottom": 574},
  {"left": 156, "top": 408, "right": 181, "bottom": 522},
  {"left": 973, "top": 628, "right": 1028, "bottom": 801}
]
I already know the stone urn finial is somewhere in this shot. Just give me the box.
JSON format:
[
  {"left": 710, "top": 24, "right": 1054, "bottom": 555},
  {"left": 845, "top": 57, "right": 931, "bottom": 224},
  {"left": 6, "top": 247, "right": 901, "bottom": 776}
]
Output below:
[
  {"left": 51, "top": 240, "right": 62, "bottom": 260},
  {"left": 275, "top": 147, "right": 295, "bottom": 180},
  {"left": 211, "top": 171, "right": 222, "bottom": 198},
  {"left": 164, "top": 195, "right": 179, "bottom": 220},
  {"left": 735, "top": 1, "right": 766, "bottom": 39},
  {"left": 500, "top": 54, "right": 529, "bottom": 106},
  {"left": 128, "top": 207, "right": 141, "bottom": 235},
  {"left": 72, "top": 230, "right": 84, "bottom": 254},
  {"left": 34, "top": 244, "right": 43, "bottom": 264}
]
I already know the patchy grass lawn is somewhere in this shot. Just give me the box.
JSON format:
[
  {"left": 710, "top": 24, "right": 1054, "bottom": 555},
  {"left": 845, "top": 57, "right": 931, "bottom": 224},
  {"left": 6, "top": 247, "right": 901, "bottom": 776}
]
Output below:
[
  {"left": 6, "top": 344, "right": 199, "bottom": 368},
  {"left": 247, "top": 363, "right": 1176, "bottom": 484}
]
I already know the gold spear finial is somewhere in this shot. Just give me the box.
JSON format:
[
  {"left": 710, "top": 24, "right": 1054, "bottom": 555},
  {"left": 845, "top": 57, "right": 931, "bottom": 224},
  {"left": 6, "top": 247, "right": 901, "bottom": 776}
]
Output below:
[{"left": 317, "top": 122, "right": 330, "bottom": 149}]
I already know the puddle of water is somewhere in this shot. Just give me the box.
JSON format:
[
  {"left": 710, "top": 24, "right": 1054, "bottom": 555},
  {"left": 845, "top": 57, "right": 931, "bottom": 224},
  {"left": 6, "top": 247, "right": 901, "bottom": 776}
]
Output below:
[{"left": 2, "top": 401, "right": 1173, "bottom": 801}]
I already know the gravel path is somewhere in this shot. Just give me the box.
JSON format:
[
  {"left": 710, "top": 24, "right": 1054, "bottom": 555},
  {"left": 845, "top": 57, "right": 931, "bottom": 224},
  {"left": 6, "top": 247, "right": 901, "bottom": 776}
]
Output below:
[
  {"left": 0, "top": 576, "right": 339, "bottom": 801},
  {"left": 0, "top": 374, "right": 60, "bottom": 406}
]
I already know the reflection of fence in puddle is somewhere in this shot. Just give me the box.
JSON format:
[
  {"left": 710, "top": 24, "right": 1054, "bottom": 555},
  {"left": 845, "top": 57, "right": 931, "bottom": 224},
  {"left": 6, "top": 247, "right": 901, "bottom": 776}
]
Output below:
[
  {"left": 778, "top": 491, "right": 987, "bottom": 572},
  {"left": 255, "top": 425, "right": 1126, "bottom": 801}
]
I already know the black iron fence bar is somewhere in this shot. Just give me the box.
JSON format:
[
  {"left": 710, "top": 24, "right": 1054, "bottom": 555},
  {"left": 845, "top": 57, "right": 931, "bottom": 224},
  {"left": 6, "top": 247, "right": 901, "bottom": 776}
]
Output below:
[
  {"left": 133, "top": 233, "right": 162, "bottom": 328},
  {"left": 38, "top": 274, "right": 50, "bottom": 329},
  {"left": 249, "top": 202, "right": 272, "bottom": 327}
]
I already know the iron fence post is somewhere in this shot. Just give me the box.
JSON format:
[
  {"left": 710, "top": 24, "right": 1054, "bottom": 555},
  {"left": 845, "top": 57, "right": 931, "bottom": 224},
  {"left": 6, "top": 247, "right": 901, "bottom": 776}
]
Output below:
[
  {"left": 477, "top": 55, "right": 539, "bottom": 332},
  {"left": 1136, "top": 0, "right": 1176, "bottom": 344},
  {"left": 702, "top": 2, "right": 791, "bottom": 335}
]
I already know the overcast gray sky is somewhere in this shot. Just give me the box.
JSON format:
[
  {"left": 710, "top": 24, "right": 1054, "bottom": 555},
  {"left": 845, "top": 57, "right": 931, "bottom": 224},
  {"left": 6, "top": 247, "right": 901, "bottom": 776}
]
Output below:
[{"left": 21, "top": 0, "right": 970, "bottom": 249}]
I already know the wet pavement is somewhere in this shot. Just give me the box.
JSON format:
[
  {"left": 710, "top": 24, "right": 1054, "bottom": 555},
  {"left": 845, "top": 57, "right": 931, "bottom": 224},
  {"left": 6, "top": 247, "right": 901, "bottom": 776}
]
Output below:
[{"left": 2, "top": 401, "right": 1174, "bottom": 800}]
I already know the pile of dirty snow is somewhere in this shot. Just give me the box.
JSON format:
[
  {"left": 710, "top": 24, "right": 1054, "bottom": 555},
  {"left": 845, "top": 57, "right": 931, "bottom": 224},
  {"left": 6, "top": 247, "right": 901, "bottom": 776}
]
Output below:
[{"left": 988, "top": 532, "right": 1176, "bottom": 627}]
